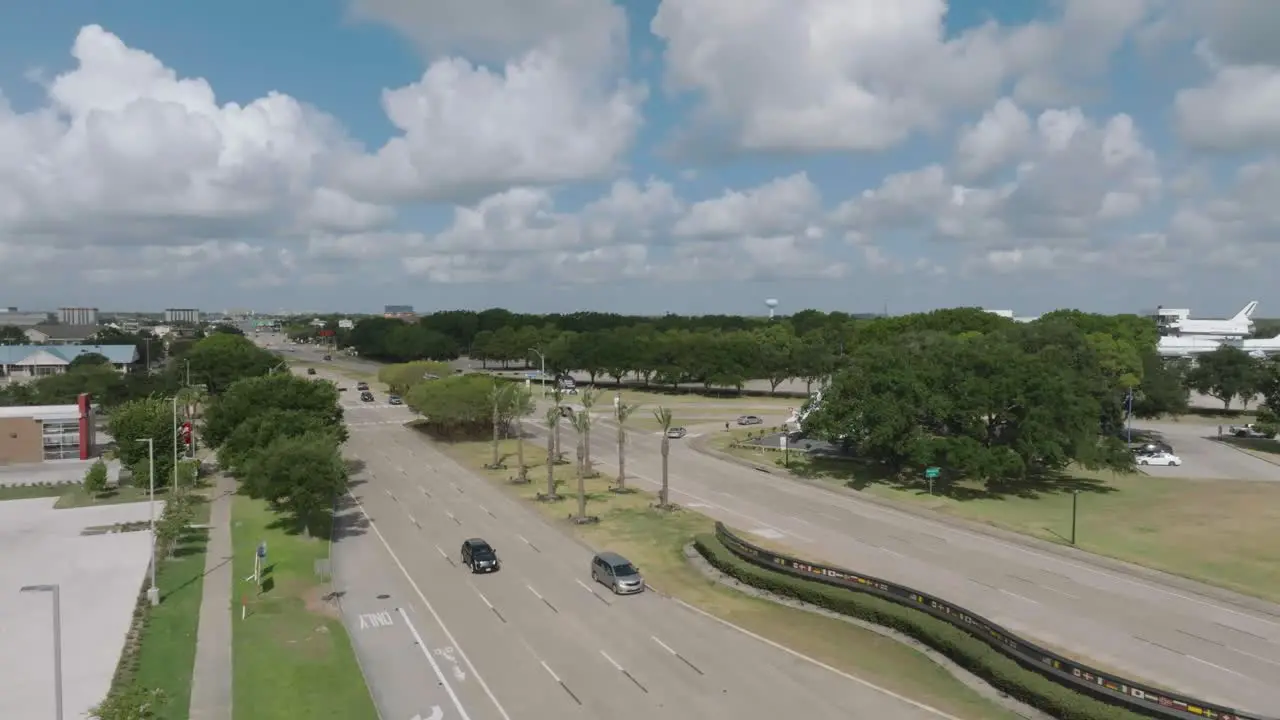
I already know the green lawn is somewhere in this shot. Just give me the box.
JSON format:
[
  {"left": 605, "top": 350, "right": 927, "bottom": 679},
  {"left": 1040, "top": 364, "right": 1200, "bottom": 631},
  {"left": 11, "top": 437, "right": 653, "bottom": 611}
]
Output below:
[
  {"left": 231, "top": 495, "right": 378, "bottom": 720},
  {"left": 713, "top": 434, "right": 1280, "bottom": 603},
  {"left": 426, "top": 434, "right": 1024, "bottom": 720},
  {"left": 1221, "top": 435, "right": 1280, "bottom": 461},
  {"left": 127, "top": 499, "right": 213, "bottom": 719}
]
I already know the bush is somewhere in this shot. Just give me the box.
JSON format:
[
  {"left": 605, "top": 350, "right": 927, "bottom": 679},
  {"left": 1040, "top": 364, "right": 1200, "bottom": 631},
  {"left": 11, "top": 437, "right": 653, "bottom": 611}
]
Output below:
[
  {"left": 83, "top": 460, "right": 109, "bottom": 497},
  {"left": 693, "top": 534, "right": 1148, "bottom": 720}
]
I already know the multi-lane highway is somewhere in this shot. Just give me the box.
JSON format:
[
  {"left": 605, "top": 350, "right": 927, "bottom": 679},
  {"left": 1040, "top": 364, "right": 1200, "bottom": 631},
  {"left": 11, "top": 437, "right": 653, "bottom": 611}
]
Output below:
[
  {"left": 268, "top": 335, "right": 1280, "bottom": 714},
  {"left": 528, "top": 411, "right": 1280, "bottom": 714},
  {"left": 319, "top": 369, "right": 962, "bottom": 720}
]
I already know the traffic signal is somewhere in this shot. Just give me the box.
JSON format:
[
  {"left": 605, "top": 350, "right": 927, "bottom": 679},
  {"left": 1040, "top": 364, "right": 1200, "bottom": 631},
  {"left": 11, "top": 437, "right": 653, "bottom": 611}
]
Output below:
[{"left": 181, "top": 421, "right": 193, "bottom": 445}]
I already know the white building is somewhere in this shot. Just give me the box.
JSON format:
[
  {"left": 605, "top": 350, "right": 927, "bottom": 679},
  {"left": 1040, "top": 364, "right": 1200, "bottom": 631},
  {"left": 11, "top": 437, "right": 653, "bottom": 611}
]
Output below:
[
  {"left": 0, "top": 345, "right": 138, "bottom": 383},
  {"left": 58, "top": 307, "right": 100, "bottom": 325},
  {"left": 164, "top": 308, "right": 201, "bottom": 324}
]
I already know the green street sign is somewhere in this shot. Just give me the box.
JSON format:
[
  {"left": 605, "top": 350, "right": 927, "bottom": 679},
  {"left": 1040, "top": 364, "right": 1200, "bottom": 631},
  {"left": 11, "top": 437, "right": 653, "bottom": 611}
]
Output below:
[{"left": 924, "top": 467, "right": 941, "bottom": 479}]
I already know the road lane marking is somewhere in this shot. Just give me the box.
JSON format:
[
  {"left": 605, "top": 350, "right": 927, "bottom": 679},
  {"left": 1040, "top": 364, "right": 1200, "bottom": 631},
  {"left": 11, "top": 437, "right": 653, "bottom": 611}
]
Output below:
[
  {"left": 541, "top": 660, "right": 582, "bottom": 706},
  {"left": 601, "top": 650, "right": 649, "bottom": 693},
  {"left": 451, "top": 482, "right": 464, "bottom": 494},
  {"left": 395, "top": 607, "right": 473, "bottom": 720},
  {"left": 651, "top": 636, "right": 704, "bottom": 675},
  {"left": 385, "top": 489, "right": 397, "bottom": 501},
  {"left": 420, "top": 485, "right": 431, "bottom": 498},
  {"left": 517, "top": 534, "right": 541, "bottom": 553},
  {"left": 347, "top": 491, "right": 511, "bottom": 720},
  {"left": 446, "top": 511, "right": 461, "bottom": 525},
  {"left": 527, "top": 584, "right": 559, "bottom": 614},
  {"left": 673, "top": 598, "right": 965, "bottom": 719},
  {"left": 435, "top": 545, "right": 456, "bottom": 567},
  {"left": 408, "top": 514, "right": 420, "bottom": 529},
  {"left": 576, "top": 578, "right": 611, "bottom": 605},
  {"left": 1187, "top": 654, "right": 1247, "bottom": 677},
  {"left": 998, "top": 589, "right": 1040, "bottom": 605},
  {"left": 480, "top": 505, "right": 496, "bottom": 519},
  {"left": 879, "top": 547, "right": 905, "bottom": 559}
]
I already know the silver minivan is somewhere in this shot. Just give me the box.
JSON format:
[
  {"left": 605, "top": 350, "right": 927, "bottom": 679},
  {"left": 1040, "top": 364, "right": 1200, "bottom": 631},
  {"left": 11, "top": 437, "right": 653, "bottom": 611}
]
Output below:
[{"left": 591, "top": 552, "right": 645, "bottom": 595}]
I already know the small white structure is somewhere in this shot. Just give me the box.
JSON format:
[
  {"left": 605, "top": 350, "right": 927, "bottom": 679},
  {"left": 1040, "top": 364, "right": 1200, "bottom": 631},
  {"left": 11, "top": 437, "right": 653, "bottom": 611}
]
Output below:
[{"left": 765, "top": 298, "right": 779, "bottom": 319}]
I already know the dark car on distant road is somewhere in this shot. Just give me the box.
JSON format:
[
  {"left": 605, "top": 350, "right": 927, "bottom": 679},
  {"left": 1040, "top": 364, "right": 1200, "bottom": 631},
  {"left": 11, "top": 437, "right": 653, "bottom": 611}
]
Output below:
[
  {"left": 306, "top": 367, "right": 316, "bottom": 375},
  {"left": 356, "top": 381, "right": 369, "bottom": 391},
  {"left": 360, "top": 391, "right": 374, "bottom": 402}
]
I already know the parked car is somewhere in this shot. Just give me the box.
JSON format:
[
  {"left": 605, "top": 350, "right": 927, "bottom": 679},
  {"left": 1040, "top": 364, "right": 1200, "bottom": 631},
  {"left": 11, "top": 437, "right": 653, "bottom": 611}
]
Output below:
[
  {"left": 388, "top": 395, "right": 403, "bottom": 406},
  {"left": 1137, "top": 452, "right": 1182, "bottom": 467},
  {"left": 736, "top": 415, "right": 763, "bottom": 426},
  {"left": 666, "top": 427, "right": 688, "bottom": 439},
  {"left": 1229, "top": 423, "right": 1275, "bottom": 439},
  {"left": 559, "top": 405, "right": 576, "bottom": 418},
  {"left": 359, "top": 391, "right": 375, "bottom": 402},
  {"left": 590, "top": 552, "right": 645, "bottom": 595},
  {"left": 356, "top": 381, "right": 370, "bottom": 391},
  {"left": 323, "top": 354, "right": 332, "bottom": 361},
  {"left": 306, "top": 367, "right": 316, "bottom": 375},
  {"left": 461, "top": 538, "right": 500, "bottom": 573}
]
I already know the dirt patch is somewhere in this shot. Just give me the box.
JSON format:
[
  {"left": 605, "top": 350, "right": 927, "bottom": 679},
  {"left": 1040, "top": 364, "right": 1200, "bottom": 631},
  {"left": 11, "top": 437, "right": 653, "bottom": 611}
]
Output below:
[{"left": 302, "top": 585, "right": 341, "bottom": 620}]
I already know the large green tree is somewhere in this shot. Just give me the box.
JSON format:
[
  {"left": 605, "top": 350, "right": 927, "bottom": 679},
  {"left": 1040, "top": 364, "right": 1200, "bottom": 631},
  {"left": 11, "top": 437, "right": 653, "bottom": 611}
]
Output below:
[
  {"left": 183, "top": 333, "right": 279, "bottom": 394},
  {"left": 202, "top": 373, "right": 343, "bottom": 448},
  {"left": 108, "top": 397, "right": 178, "bottom": 487},
  {"left": 1187, "top": 346, "right": 1262, "bottom": 410},
  {"left": 242, "top": 432, "right": 347, "bottom": 536},
  {"left": 405, "top": 375, "right": 530, "bottom": 441}
]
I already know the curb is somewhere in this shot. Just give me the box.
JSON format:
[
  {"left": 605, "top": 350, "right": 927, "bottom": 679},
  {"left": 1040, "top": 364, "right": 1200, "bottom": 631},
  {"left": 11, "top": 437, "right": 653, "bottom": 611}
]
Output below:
[
  {"left": 1212, "top": 437, "right": 1280, "bottom": 468},
  {"left": 681, "top": 543, "right": 1052, "bottom": 720},
  {"left": 688, "top": 435, "right": 1280, "bottom": 620}
]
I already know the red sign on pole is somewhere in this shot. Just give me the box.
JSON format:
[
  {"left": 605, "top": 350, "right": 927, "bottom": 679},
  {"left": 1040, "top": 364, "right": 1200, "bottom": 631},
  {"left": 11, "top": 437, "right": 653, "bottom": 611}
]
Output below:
[{"left": 318, "top": 329, "right": 335, "bottom": 337}]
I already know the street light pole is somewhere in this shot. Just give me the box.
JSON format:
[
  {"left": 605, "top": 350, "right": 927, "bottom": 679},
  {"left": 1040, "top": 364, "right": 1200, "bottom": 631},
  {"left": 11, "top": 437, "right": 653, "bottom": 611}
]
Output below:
[
  {"left": 1070, "top": 490, "right": 1079, "bottom": 546},
  {"left": 137, "top": 437, "right": 159, "bottom": 605},
  {"left": 171, "top": 395, "right": 179, "bottom": 490},
  {"left": 19, "top": 584, "right": 62, "bottom": 720},
  {"left": 528, "top": 348, "right": 546, "bottom": 398}
]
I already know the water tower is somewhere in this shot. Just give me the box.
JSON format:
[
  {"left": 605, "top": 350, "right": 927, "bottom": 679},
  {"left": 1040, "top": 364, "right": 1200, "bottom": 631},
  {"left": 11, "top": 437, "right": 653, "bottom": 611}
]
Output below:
[{"left": 765, "top": 298, "right": 779, "bottom": 319}]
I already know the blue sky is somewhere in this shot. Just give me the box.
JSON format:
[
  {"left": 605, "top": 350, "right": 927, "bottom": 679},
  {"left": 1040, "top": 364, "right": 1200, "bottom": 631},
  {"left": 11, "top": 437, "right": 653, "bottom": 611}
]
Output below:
[{"left": 1, "top": 1, "right": 1278, "bottom": 318}]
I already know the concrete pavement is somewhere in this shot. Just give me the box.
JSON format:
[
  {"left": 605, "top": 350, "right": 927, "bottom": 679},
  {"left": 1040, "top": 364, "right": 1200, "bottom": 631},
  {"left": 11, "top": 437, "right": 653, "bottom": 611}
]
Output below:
[
  {"left": 329, "top": 377, "right": 960, "bottom": 720},
  {"left": 188, "top": 474, "right": 235, "bottom": 720},
  {"left": 533, "top": 413, "right": 1280, "bottom": 715}
]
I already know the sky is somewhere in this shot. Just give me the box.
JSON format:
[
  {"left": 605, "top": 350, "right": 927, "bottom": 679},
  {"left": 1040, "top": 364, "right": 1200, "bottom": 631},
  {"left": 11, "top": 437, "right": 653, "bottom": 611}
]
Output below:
[{"left": 0, "top": 0, "right": 1278, "bottom": 318}]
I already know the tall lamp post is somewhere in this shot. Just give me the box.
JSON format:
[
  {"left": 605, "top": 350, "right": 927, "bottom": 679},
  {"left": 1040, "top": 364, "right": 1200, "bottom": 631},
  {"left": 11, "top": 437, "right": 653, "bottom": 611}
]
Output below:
[
  {"left": 171, "top": 395, "right": 180, "bottom": 490},
  {"left": 137, "top": 437, "right": 160, "bottom": 606},
  {"left": 19, "top": 584, "right": 63, "bottom": 720},
  {"left": 528, "top": 347, "right": 546, "bottom": 398}
]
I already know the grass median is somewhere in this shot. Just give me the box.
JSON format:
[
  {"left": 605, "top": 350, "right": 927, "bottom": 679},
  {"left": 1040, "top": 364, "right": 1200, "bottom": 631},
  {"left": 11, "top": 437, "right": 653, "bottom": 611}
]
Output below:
[
  {"left": 231, "top": 494, "right": 378, "bottom": 720},
  {"left": 693, "top": 532, "right": 1147, "bottom": 720},
  {"left": 424, "top": 430, "right": 1026, "bottom": 720},
  {"left": 712, "top": 432, "right": 1280, "bottom": 604}
]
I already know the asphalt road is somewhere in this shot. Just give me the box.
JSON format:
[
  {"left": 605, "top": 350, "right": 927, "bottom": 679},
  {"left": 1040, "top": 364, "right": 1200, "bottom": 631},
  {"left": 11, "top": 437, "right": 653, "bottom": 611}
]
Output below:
[
  {"left": 524, "top": 410, "right": 1280, "bottom": 715},
  {"left": 268, "top": 335, "right": 1280, "bottom": 713},
  {"left": 318, "top": 369, "right": 957, "bottom": 720}
]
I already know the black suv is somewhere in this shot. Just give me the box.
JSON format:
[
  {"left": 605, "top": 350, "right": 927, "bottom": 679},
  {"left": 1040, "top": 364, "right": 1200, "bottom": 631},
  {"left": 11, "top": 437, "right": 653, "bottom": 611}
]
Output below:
[
  {"left": 359, "top": 391, "right": 375, "bottom": 402},
  {"left": 306, "top": 367, "right": 316, "bottom": 375},
  {"left": 461, "top": 538, "right": 500, "bottom": 573}
]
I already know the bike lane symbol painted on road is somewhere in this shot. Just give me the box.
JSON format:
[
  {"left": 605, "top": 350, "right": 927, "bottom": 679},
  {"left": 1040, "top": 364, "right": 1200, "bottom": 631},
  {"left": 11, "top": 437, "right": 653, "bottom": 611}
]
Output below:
[{"left": 433, "top": 646, "right": 467, "bottom": 682}]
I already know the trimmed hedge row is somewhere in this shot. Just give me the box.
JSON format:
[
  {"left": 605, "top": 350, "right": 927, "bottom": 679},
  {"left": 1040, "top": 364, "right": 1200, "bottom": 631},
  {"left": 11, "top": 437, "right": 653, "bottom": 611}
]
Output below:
[{"left": 693, "top": 533, "right": 1150, "bottom": 720}]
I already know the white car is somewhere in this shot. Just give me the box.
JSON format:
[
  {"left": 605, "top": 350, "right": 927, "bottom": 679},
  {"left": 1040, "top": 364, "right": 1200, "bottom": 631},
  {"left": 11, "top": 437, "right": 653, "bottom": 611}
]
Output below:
[{"left": 1137, "top": 452, "right": 1182, "bottom": 467}]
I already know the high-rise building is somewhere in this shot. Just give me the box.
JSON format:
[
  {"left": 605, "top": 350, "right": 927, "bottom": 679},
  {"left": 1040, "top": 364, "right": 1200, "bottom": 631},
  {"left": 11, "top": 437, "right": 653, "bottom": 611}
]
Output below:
[
  {"left": 383, "top": 304, "right": 416, "bottom": 321},
  {"left": 164, "top": 308, "right": 201, "bottom": 324},
  {"left": 59, "top": 307, "right": 100, "bottom": 325}
]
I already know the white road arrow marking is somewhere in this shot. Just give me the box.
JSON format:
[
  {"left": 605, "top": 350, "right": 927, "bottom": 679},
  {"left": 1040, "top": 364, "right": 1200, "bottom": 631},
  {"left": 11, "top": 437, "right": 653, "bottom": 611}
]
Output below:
[{"left": 410, "top": 707, "right": 444, "bottom": 720}]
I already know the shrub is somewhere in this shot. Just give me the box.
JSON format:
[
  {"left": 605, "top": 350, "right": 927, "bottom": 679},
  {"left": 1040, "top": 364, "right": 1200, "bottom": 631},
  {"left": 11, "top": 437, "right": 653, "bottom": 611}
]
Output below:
[
  {"left": 83, "top": 460, "right": 109, "bottom": 497},
  {"left": 693, "top": 534, "right": 1149, "bottom": 720}
]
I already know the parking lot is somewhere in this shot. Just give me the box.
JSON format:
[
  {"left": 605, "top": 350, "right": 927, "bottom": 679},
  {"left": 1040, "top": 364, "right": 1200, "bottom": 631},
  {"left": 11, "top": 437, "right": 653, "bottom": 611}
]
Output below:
[
  {"left": 0, "top": 459, "right": 121, "bottom": 487},
  {"left": 1129, "top": 420, "right": 1280, "bottom": 481},
  {"left": 0, "top": 498, "right": 156, "bottom": 720}
]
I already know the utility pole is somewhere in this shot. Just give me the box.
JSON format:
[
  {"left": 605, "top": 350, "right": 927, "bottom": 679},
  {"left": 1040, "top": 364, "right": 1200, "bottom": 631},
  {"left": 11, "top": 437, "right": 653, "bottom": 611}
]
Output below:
[{"left": 138, "top": 438, "right": 159, "bottom": 605}]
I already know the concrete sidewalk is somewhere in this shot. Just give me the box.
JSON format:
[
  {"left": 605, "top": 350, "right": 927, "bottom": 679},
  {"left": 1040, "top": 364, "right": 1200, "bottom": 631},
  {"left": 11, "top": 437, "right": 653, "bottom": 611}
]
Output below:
[{"left": 188, "top": 474, "right": 235, "bottom": 720}]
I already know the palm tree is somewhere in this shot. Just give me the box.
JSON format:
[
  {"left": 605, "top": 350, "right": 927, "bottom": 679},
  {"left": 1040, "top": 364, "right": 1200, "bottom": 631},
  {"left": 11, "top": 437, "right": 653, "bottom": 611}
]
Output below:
[
  {"left": 572, "top": 411, "right": 591, "bottom": 519},
  {"left": 579, "top": 388, "right": 597, "bottom": 476},
  {"left": 614, "top": 401, "right": 640, "bottom": 491},
  {"left": 543, "top": 406, "right": 561, "bottom": 498},
  {"left": 653, "top": 406, "right": 675, "bottom": 508},
  {"left": 512, "top": 387, "right": 532, "bottom": 482},
  {"left": 175, "top": 385, "right": 208, "bottom": 456},
  {"left": 550, "top": 386, "right": 565, "bottom": 462},
  {"left": 487, "top": 383, "right": 514, "bottom": 469}
]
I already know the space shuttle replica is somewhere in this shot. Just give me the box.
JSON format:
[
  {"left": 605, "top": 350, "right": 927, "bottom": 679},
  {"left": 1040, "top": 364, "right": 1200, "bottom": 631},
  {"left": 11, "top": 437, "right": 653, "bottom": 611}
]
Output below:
[{"left": 1156, "top": 301, "right": 1280, "bottom": 358}]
